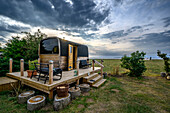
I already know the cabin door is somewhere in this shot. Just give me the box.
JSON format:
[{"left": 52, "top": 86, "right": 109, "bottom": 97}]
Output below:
[{"left": 68, "top": 44, "right": 73, "bottom": 70}]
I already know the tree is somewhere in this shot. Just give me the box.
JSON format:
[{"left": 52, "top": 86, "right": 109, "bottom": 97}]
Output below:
[
  {"left": 3, "top": 29, "right": 46, "bottom": 61},
  {"left": 0, "top": 29, "right": 46, "bottom": 76},
  {"left": 120, "top": 51, "right": 147, "bottom": 77},
  {"left": 157, "top": 50, "right": 170, "bottom": 75}
]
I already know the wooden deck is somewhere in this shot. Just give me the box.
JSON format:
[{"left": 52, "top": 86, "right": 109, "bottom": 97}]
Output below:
[
  {"left": 6, "top": 67, "right": 101, "bottom": 96},
  {"left": 0, "top": 77, "right": 18, "bottom": 92}
]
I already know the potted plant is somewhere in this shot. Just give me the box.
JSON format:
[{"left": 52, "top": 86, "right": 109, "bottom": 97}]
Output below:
[{"left": 27, "top": 60, "right": 38, "bottom": 77}]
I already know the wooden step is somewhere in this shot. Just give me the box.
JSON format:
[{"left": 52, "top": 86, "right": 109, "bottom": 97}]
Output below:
[
  {"left": 87, "top": 76, "right": 102, "bottom": 86},
  {"left": 92, "top": 79, "right": 106, "bottom": 88},
  {"left": 83, "top": 73, "right": 98, "bottom": 82}
]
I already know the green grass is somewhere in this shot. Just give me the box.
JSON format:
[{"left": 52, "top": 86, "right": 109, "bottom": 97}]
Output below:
[
  {"left": 0, "top": 59, "right": 169, "bottom": 113},
  {"left": 92, "top": 59, "right": 164, "bottom": 76}
]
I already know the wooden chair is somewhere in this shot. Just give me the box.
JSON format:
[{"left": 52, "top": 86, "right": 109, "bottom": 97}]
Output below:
[{"left": 30, "top": 63, "right": 62, "bottom": 84}]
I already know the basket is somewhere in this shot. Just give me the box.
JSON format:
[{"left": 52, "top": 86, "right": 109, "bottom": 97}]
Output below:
[{"left": 56, "top": 84, "right": 69, "bottom": 97}]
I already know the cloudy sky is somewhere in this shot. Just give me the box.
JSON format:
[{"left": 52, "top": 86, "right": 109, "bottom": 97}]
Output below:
[{"left": 0, "top": 0, "right": 170, "bottom": 58}]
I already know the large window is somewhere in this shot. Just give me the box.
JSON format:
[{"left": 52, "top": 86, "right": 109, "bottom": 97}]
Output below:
[{"left": 40, "top": 38, "right": 59, "bottom": 54}]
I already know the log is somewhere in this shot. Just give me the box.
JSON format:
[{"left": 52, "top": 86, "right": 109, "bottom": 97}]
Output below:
[
  {"left": 69, "top": 87, "right": 81, "bottom": 100},
  {"left": 18, "top": 90, "right": 35, "bottom": 104},
  {"left": 27, "top": 95, "right": 46, "bottom": 111},
  {"left": 79, "top": 84, "right": 90, "bottom": 93},
  {"left": 53, "top": 93, "right": 70, "bottom": 111}
]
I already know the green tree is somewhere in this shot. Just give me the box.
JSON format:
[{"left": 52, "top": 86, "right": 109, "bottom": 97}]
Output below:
[
  {"left": 0, "top": 29, "right": 46, "bottom": 76},
  {"left": 121, "top": 51, "right": 147, "bottom": 77},
  {"left": 157, "top": 50, "right": 170, "bottom": 74}
]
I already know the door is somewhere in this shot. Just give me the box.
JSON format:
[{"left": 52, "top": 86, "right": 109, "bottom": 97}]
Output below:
[{"left": 68, "top": 44, "right": 73, "bottom": 70}]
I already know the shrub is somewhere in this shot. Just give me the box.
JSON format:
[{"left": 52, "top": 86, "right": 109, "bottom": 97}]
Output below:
[
  {"left": 120, "top": 51, "right": 147, "bottom": 77},
  {"left": 157, "top": 50, "right": 170, "bottom": 74}
]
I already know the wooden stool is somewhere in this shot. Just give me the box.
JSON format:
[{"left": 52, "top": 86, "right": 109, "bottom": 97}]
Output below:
[
  {"left": 79, "top": 84, "right": 90, "bottom": 92},
  {"left": 18, "top": 90, "right": 35, "bottom": 104},
  {"left": 27, "top": 95, "right": 45, "bottom": 111},
  {"left": 53, "top": 93, "right": 70, "bottom": 111},
  {"left": 69, "top": 87, "right": 81, "bottom": 100}
]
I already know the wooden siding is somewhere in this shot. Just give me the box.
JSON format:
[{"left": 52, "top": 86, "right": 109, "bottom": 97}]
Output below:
[
  {"left": 0, "top": 77, "right": 18, "bottom": 92},
  {"left": 39, "top": 54, "right": 67, "bottom": 69}
]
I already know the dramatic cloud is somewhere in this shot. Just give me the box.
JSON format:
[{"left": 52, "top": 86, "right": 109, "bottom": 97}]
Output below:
[{"left": 0, "top": 0, "right": 170, "bottom": 58}]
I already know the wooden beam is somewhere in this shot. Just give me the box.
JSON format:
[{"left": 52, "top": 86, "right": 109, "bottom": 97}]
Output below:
[
  {"left": 75, "top": 46, "right": 78, "bottom": 69},
  {"left": 101, "top": 67, "right": 103, "bottom": 77},
  {"left": 49, "top": 60, "right": 53, "bottom": 85},
  {"left": 9, "top": 58, "right": 13, "bottom": 73},
  {"left": 101, "top": 59, "right": 103, "bottom": 76},
  {"left": 49, "top": 89, "right": 53, "bottom": 100},
  {"left": 77, "top": 59, "right": 79, "bottom": 75},
  {"left": 92, "top": 60, "right": 94, "bottom": 70},
  {"left": 76, "top": 79, "right": 79, "bottom": 85},
  {"left": 38, "top": 58, "right": 40, "bottom": 63},
  {"left": 20, "top": 59, "right": 24, "bottom": 76}
]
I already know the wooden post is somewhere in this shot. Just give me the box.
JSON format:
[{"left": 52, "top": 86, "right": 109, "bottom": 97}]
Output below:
[
  {"left": 76, "top": 59, "right": 79, "bottom": 76},
  {"left": 49, "top": 60, "right": 53, "bottom": 85},
  {"left": 49, "top": 89, "right": 53, "bottom": 100},
  {"left": 101, "top": 67, "right": 103, "bottom": 76},
  {"left": 76, "top": 79, "right": 79, "bottom": 85},
  {"left": 20, "top": 59, "right": 24, "bottom": 76},
  {"left": 101, "top": 59, "right": 103, "bottom": 64},
  {"left": 9, "top": 58, "right": 13, "bottom": 73},
  {"left": 92, "top": 60, "right": 95, "bottom": 70},
  {"left": 38, "top": 58, "right": 40, "bottom": 63},
  {"left": 101, "top": 60, "right": 103, "bottom": 76},
  {"left": 116, "top": 66, "right": 119, "bottom": 75}
]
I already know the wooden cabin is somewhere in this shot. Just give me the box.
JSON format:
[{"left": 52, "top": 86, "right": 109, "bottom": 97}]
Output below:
[{"left": 39, "top": 37, "right": 89, "bottom": 70}]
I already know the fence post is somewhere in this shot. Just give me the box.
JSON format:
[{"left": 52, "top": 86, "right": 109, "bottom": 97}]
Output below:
[
  {"left": 92, "top": 60, "right": 95, "bottom": 70},
  {"left": 49, "top": 60, "right": 53, "bottom": 85},
  {"left": 76, "top": 59, "right": 80, "bottom": 76},
  {"left": 116, "top": 66, "right": 119, "bottom": 75},
  {"left": 38, "top": 58, "right": 40, "bottom": 63},
  {"left": 9, "top": 58, "right": 13, "bottom": 73},
  {"left": 20, "top": 59, "right": 24, "bottom": 76},
  {"left": 101, "top": 67, "right": 103, "bottom": 77}
]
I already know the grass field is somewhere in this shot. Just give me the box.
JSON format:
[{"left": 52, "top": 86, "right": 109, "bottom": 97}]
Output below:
[{"left": 0, "top": 59, "right": 169, "bottom": 113}]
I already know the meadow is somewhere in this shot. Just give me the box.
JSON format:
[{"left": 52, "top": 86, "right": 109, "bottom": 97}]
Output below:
[{"left": 0, "top": 59, "right": 169, "bottom": 113}]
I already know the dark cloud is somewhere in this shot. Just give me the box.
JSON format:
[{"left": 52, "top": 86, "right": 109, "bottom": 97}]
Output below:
[
  {"left": 101, "top": 30, "right": 126, "bottom": 39},
  {"left": 131, "top": 30, "right": 170, "bottom": 54},
  {"left": 0, "top": 0, "right": 109, "bottom": 28},
  {"left": 162, "top": 17, "right": 170, "bottom": 27}
]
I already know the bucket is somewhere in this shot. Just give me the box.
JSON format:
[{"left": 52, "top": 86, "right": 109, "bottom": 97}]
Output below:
[{"left": 56, "top": 84, "right": 69, "bottom": 97}]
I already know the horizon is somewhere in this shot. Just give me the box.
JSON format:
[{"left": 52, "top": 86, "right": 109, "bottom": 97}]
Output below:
[{"left": 0, "top": 0, "right": 170, "bottom": 57}]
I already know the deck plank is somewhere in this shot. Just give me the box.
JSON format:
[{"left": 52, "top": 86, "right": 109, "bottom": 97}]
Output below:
[{"left": 6, "top": 67, "right": 101, "bottom": 93}]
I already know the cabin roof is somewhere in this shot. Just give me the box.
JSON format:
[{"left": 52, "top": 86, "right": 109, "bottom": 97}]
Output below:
[{"left": 40, "top": 37, "right": 88, "bottom": 57}]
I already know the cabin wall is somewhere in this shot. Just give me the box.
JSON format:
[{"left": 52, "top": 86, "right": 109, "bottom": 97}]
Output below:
[
  {"left": 39, "top": 54, "right": 67, "bottom": 70},
  {"left": 78, "top": 57, "right": 88, "bottom": 60}
]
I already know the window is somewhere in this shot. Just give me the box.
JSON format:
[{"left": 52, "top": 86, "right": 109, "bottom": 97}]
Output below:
[
  {"left": 40, "top": 38, "right": 59, "bottom": 54},
  {"left": 70, "top": 46, "right": 72, "bottom": 53}
]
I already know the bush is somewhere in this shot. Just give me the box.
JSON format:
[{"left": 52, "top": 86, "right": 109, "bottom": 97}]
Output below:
[
  {"left": 120, "top": 51, "right": 147, "bottom": 77},
  {"left": 0, "top": 29, "right": 46, "bottom": 76},
  {"left": 157, "top": 50, "right": 170, "bottom": 74}
]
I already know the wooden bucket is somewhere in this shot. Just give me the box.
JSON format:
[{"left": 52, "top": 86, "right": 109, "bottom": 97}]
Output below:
[{"left": 56, "top": 84, "right": 69, "bottom": 97}]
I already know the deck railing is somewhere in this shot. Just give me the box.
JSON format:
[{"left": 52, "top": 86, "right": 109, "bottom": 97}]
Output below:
[{"left": 92, "top": 60, "right": 104, "bottom": 76}]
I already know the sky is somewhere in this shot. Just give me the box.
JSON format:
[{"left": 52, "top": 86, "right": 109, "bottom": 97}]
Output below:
[{"left": 0, "top": 0, "right": 170, "bottom": 59}]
